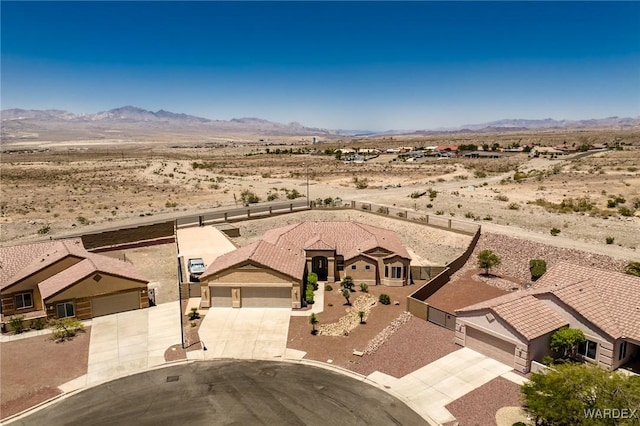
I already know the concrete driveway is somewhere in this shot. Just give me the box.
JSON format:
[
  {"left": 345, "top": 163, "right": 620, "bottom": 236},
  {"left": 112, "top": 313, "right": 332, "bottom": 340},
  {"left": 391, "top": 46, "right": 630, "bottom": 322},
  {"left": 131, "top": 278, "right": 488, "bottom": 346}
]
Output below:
[
  {"left": 60, "top": 302, "right": 182, "bottom": 391},
  {"left": 176, "top": 226, "right": 237, "bottom": 272},
  {"left": 197, "top": 308, "right": 291, "bottom": 360},
  {"left": 367, "top": 348, "right": 522, "bottom": 425}
]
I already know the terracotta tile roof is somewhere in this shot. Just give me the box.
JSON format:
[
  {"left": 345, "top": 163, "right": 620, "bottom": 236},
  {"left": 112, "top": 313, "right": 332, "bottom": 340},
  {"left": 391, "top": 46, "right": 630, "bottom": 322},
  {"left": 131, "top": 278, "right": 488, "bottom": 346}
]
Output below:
[
  {"left": 202, "top": 240, "right": 305, "bottom": 280},
  {"left": 492, "top": 295, "right": 568, "bottom": 340},
  {"left": 458, "top": 262, "right": 640, "bottom": 341},
  {"left": 202, "top": 222, "right": 410, "bottom": 281},
  {"left": 38, "top": 255, "right": 148, "bottom": 300},
  {"left": 0, "top": 239, "right": 86, "bottom": 291}
]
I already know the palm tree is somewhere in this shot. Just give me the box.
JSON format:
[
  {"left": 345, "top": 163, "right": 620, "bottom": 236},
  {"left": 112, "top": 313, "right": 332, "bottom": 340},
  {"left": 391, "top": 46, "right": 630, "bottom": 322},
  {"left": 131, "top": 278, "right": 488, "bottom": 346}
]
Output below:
[
  {"left": 625, "top": 261, "right": 640, "bottom": 277},
  {"left": 309, "top": 313, "right": 319, "bottom": 335},
  {"left": 358, "top": 311, "right": 365, "bottom": 324}
]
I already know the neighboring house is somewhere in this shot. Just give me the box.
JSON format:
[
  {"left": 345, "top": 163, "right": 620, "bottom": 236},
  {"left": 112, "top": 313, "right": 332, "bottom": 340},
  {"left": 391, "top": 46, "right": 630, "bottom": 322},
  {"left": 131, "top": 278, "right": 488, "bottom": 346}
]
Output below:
[
  {"left": 0, "top": 239, "right": 149, "bottom": 331},
  {"left": 455, "top": 262, "right": 640, "bottom": 373},
  {"left": 199, "top": 222, "right": 411, "bottom": 309}
]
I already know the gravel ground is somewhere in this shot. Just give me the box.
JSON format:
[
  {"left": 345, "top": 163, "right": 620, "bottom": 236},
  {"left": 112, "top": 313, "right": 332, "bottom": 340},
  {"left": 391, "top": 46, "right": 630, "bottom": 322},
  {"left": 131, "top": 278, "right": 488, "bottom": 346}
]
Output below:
[
  {"left": 230, "top": 210, "right": 472, "bottom": 266},
  {"left": 426, "top": 268, "right": 511, "bottom": 312},
  {"left": 350, "top": 316, "right": 458, "bottom": 378},
  {"left": 451, "top": 232, "right": 629, "bottom": 285},
  {"left": 0, "top": 329, "right": 91, "bottom": 420},
  {"left": 446, "top": 377, "right": 523, "bottom": 426},
  {"left": 99, "top": 242, "right": 178, "bottom": 304}
]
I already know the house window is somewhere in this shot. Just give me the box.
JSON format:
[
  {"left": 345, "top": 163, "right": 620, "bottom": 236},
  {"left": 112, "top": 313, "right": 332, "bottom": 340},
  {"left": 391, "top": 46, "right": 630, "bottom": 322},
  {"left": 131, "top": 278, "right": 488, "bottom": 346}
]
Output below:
[
  {"left": 365, "top": 265, "right": 371, "bottom": 270},
  {"left": 385, "top": 265, "right": 389, "bottom": 277},
  {"left": 14, "top": 292, "right": 33, "bottom": 309},
  {"left": 56, "top": 302, "right": 75, "bottom": 318},
  {"left": 578, "top": 339, "right": 598, "bottom": 360},
  {"left": 391, "top": 266, "right": 402, "bottom": 279},
  {"left": 403, "top": 266, "right": 407, "bottom": 280},
  {"left": 351, "top": 264, "right": 356, "bottom": 270},
  {"left": 619, "top": 341, "right": 628, "bottom": 361}
]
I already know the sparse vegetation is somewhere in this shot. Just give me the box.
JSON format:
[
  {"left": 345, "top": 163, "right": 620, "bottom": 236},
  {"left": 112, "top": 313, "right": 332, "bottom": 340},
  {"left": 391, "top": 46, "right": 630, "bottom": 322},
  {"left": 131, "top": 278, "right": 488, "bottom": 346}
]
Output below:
[
  {"left": 477, "top": 249, "right": 501, "bottom": 275},
  {"left": 50, "top": 317, "right": 85, "bottom": 341},
  {"left": 8, "top": 315, "right": 26, "bottom": 334},
  {"left": 605, "top": 236, "right": 615, "bottom": 244},
  {"left": 529, "top": 259, "right": 547, "bottom": 281},
  {"left": 379, "top": 294, "right": 391, "bottom": 305},
  {"left": 359, "top": 283, "right": 369, "bottom": 293},
  {"left": 550, "top": 227, "right": 561, "bottom": 236}
]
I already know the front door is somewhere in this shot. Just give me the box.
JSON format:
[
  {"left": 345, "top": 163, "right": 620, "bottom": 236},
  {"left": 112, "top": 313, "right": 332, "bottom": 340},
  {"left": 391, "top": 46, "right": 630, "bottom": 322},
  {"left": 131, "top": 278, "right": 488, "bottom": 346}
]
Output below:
[{"left": 312, "top": 256, "right": 328, "bottom": 281}]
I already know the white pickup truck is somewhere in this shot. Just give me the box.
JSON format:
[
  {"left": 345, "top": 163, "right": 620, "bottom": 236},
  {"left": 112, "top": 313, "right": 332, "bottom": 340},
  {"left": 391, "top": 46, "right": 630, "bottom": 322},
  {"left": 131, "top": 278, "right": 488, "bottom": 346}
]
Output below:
[{"left": 187, "top": 258, "right": 206, "bottom": 281}]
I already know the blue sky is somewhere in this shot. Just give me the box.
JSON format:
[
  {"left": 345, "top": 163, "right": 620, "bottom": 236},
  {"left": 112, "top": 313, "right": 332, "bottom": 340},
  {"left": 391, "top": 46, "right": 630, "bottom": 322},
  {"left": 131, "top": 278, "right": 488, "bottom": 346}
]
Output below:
[{"left": 2, "top": 1, "right": 639, "bottom": 131}]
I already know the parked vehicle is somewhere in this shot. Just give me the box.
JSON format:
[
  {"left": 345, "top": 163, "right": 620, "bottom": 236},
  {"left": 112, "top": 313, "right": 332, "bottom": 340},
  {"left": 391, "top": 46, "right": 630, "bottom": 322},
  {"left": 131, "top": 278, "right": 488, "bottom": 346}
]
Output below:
[{"left": 187, "top": 258, "right": 206, "bottom": 281}]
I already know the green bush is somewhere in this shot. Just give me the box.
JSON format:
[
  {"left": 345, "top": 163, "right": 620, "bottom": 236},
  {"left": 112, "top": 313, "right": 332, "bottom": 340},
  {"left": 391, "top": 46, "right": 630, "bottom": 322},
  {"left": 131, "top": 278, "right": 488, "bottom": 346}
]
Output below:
[
  {"left": 359, "top": 283, "right": 369, "bottom": 293},
  {"left": 32, "top": 317, "right": 48, "bottom": 330},
  {"left": 50, "top": 317, "right": 85, "bottom": 341},
  {"left": 606, "top": 236, "right": 615, "bottom": 245},
  {"left": 529, "top": 259, "right": 547, "bottom": 281},
  {"left": 307, "top": 272, "right": 319, "bottom": 291},
  {"left": 305, "top": 284, "right": 315, "bottom": 304},
  {"left": 618, "top": 206, "right": 634, "bottom": 217},
  {"left": 240, "top": 189, "right": 260, "bottom": 205},
  {"left": 550, "top": 227, "right": 561, "bottom": 236},
  {"left": 494, "top": 194, "right": 509, "bottom": 202},
  {"left": 188, "top": 307, "right": 200, "bottom": 320},
  {"left": 9, "top": 315, "right": 25, "bottom": 334},
  {"left": 324, "top": 284, "right": 333, "bottom": 291},
  {"left": 541, "top": 355, "right": 555, "bottom": 366},
  {"left": 341, "top": 276, "right": 354, "bottom": 291},
  {"left": 37, "top": 224, "right": 51, "bottom": 235},
  {"left": 379, "top": 294, "right": 391, "bottom": 305}
]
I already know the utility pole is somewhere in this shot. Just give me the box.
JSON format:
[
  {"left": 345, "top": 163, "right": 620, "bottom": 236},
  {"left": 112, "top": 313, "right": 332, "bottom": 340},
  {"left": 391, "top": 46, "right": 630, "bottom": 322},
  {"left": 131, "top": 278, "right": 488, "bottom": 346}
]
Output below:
[
  {"left": 305, "top": 163, "right": 310, "bottom": 207},
  {"left": 177, "top": 255, "right": 185, "bottom": 349}
]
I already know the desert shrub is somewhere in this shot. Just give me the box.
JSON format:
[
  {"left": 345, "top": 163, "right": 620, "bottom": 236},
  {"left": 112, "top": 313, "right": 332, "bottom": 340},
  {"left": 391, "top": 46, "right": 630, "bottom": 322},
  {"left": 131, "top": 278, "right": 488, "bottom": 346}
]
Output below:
[
  {"left": 495, "top": 195, "right": 509, "bottom": 202},
  {"left": 606, "top": 236, "right": 615, "bottom": 244},
  {"left": 267, "top": 193, "right": 279, "bottom": 201},
  {"left": 240, "top": 189, "right": 260, "bottom": 205},
  {"left": 358, "top": 311, "right": 366, "bottom": 324},
  {"left": 37, "top": 224, "right": 51, "bottom": 235},
  {"left": 474, "top": 170, "right": 487, "bottom": 178},
  {"left": 550, "top": 227, "right": 561, "bottom": 236},
  {"left": 9, "top": 315, "right": 25, "bottom": 334},
  {"left": 396, "top": 212, "right": 405, "bottom": 218},
  {"left": 410, "top": 191, "right": 424, "bottom": 199},
  {"left": 428, "top": 189, "right": 438, "bottom": 199},
  {"left": 286, "top": 189, "right": 303, "bottom": 199},
  {"left": 165, "top": 201, "right": 178, "bottom": 208},
  {"left": 483, "top": 215, "right": 493, "bottom": 221},
  {"left": 529, "top": 259, "right": 547, "bottom": 280},
  {"left": 379, "top": 294, "right": 391, "bottom": 305},
  {"left": 477, "top": 249, "right": 501, "bottom": 274},
  {"left": 50, "top": 317, "right": 85, "bottom": 341},
  {"left": 353, "top": 176, "right": 369, "bottom": 189},
  {"left": 188, "top": 307, "right": 200, "bottom": 320},
  {"left": 341, "top": 275, "right": 354, "bottom": 291},
  {"left": 426, "top": 204, "right": 433, "bottom": 208},
  {"left": 633, "top": 198, "right": 640, "bottom": 209},
  {"left": 435, "top": 210, "right": 444, "bottom": 215},
  {"left": 359, "top": 283, "right": 369, "bottom": 293},
  {"left": 76, "top": 216, "right": 90, "bottom": 225},
  {"left": 464, "top": 212, "right": 476, "bottom": 219},
  {"left": 508, "top": 202, "right": 520, "bottom": 210},
  {"left": 607, "top": 199, "right": 617, "bottom": 208},
  {"left": 324, "top": 284, "right": 333, "bottom": 291},
  {"left": 32, "top": 317, "right": 48, "bottom": 330},
  {"left": 618, "top": 206, "right": 634, "bottom": 217}
]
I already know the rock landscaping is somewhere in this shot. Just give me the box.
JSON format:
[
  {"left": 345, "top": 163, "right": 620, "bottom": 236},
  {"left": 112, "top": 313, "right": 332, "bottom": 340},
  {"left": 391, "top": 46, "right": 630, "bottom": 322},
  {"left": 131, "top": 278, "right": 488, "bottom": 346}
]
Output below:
[
  {"left": 318, "top": 294, "right": 377, "bottom": 336},
  {"left": 363, "top": 311, "right": 413, "bottom": 355}
]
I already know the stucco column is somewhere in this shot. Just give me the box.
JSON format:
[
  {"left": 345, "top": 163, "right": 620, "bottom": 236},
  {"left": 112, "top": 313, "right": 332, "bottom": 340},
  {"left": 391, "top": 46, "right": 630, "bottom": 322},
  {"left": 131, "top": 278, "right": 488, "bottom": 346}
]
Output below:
[
  {"left": 328, "top": 257, "right": 335, "bottom": 282},
  {"left": 200, "top": 285, "right": 210, "bottom": 308}
]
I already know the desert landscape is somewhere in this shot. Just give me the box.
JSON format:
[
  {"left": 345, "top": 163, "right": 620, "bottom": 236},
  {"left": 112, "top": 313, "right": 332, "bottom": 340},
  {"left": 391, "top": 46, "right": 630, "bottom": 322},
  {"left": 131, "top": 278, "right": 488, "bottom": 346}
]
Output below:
[{"left": 2, "top": 128, "right": 639, "bottom": 262}]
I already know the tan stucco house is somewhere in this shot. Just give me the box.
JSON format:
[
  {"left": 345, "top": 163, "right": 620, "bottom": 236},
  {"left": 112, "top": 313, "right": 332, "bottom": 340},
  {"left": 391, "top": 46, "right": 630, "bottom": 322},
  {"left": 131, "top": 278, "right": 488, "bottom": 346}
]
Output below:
[
  {"left": 455, "top": 262, "right": 640, "bottom": 373},
  {"left": 199, "top": 221, "right": 411, "bottom": 309},
  {"left": 1, "top": 239, "right": 149, "bottom": 331}
]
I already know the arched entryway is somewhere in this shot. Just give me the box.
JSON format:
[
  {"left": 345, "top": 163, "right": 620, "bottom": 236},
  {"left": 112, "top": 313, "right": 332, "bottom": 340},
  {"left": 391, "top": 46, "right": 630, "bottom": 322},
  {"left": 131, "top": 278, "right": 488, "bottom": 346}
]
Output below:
[{"left": 311, "top": 256, "right": 328, "bottom": 281}]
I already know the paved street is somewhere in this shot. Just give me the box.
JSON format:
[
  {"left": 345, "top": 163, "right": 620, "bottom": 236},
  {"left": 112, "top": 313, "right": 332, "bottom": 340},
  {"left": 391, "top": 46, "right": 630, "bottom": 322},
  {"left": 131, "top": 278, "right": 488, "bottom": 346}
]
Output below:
[{"left": 9, "top": 360, "right": 429, "bottom": 426}]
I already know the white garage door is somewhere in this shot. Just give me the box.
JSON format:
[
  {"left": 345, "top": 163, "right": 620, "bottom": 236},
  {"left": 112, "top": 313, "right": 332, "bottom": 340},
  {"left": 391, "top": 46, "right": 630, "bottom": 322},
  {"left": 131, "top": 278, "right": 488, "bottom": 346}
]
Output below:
[
  {"left": 465, "top": 327, "right": 516, "bottom": 367},
  {"left": 211, "top": 287, "right": 232, "bottom": 307},
  {"left": 242, "top": 287, "right": 291, "bottom": 308},
  {"left": 92, "top": 291, "right": 140, "bottom": 318}
]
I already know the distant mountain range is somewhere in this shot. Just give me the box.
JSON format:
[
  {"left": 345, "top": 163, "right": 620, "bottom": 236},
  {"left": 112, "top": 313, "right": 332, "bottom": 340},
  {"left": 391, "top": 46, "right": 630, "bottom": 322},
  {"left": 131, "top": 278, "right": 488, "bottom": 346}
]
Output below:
[
  {"left": 1, "top": 106, "right": 638, "bottom": 142},
  {"left": 0, "top": 106, "right": 334, "bottom": 141}
]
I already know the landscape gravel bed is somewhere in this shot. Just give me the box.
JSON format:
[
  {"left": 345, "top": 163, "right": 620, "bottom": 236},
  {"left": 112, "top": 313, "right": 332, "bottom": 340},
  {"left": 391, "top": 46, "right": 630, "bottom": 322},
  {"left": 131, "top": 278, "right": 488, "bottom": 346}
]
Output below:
[{"left": 452, "top": 232, "right": 629, "bottom": 285}]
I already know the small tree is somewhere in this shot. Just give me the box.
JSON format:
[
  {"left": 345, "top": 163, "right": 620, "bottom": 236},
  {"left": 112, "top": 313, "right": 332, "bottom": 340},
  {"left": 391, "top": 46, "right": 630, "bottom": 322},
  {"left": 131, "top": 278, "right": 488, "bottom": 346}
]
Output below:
[
  {"left": 521, "top": 363, "right": 640, "bottom": 426},
  {"left": 358, "top": 311, "right": 366, "bottom": 324},
  {"left": 341, "top": 288, "right": 351, "bottom": 305},
  {"left": 188, "top": 307, "right": 200, "bottom": 321},
  {"left": 477, "top": 249, "right": 501, "bottom": 275},
  {"left": 529, "top": 259, "right": 547, "bottom": 281},
  {"left": 625, "top": 261, "right": 640, "bottom": 277},
  {"left": 305, "top": 284, "right": 315, "bottom": 305},
  {"left": 309, "top": 313, "right": 319, "bottom": 335},
  {"left": 307, "top": 272, "right": 319, "bottom": 291},
  {"left": 550, "top": 327, "right": 585, "bottom": 360},
  {"left": 341, "top": 275, "right": 354, "bottom": 291}
]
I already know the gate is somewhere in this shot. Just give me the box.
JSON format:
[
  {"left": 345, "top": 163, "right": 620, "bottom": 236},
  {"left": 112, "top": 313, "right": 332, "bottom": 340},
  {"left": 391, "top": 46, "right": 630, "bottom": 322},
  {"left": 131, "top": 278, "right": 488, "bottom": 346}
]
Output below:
[{"left": 427, "top": 306, "right": 456, "bottom": 330}]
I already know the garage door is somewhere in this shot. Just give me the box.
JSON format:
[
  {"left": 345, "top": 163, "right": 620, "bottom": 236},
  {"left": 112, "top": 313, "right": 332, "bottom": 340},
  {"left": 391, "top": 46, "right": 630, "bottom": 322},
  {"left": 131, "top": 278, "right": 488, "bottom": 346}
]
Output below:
[
  {"left": 91, "top": 291, "right": 140, "bottom": 317},
  {"left": 211, "top": 287, "right": 232, "bottom": 307},
  {"left": 465, "top": 327, "right": 515, "bottom": 367},
  {"left": 242, "top": 287, "right": 291, "bottom": 308}
]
